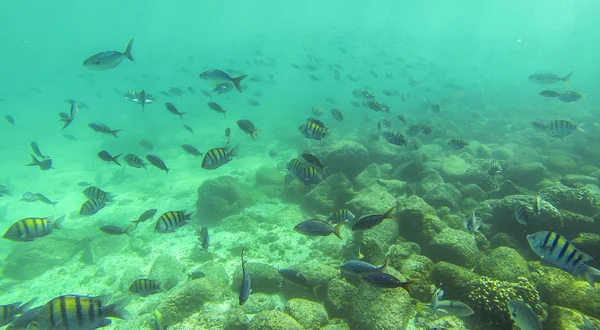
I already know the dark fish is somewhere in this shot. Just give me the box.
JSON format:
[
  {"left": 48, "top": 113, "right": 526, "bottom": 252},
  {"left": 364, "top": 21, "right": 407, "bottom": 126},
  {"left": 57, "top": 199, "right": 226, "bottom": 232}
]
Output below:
[
  {"left": 0, "top": 185, "right": 11, "bottom": 197},
  {"left": 239, "top": 248, "right": 251, "bottom": 305},
  {"left": 514, "top": 204, "right": 529, "bottom": 225},
  {"left": 531, "top": 121, "right": 548, "bottom": 131},
  {"left": 129, "top": 279, "right": 161, "bottom": 296},
  {"left": 361, "top": 272, "right": 415, "bottom": 292},
  {"left": 382, "top": 130, "right": 407, "bottom": 146},
  {"left": 237, "top": 119, "right": 260, "bottom": 140},
  {"left": 21, "top": 191, "right": 37, "bottom": 202},
  {"left": 188, "top": 270, "right": 206, "bottom": 280},
  {"left": 448, "top": 138, "right": 468, "bottom": 149},
  {"left": 83, "top": 39, "right": 134, "bottom": 70},
  {"left": 268, "top": 149, "right": 279, "bottom": 158},
  {"left": 328, "top": 209, "right": 356, "bottom": 223},
  {"left": 183, "top": 125, "right": 194, "bottom": 134},
  {"left": 200, "top": 70, "right": 248, "bottom": 93},
  {"left": 340, "top": 258, "right": 388, "bottom": 276},
  {"left": 88, "top": 122, "right": 121, "bottom": 138},
  {"left": 225, "top": 127, "right": 231, "bottom": 145},
  {"left": 352, "top": 206, "right": 398, "bottom": 231},
  {"left": 278, "top": 269, "right": 312, "bottom": 288},
  {"left": 465, "top": 210, "right": 481, "bottom": 236},
  {"left": 25, "top": 154, "right": 52, "bottom": 170},
  {"left": 34, "top": 193, "right": 57, "bottom": 207},
  {"left": 145, "top": 155, "right": 170, "bottom": 174},
  {"left": 300, "top": 153, "right": 326, "bottom": 172},
  {"left": 247, "top": 99, "right": 260, "bottom": 107},
  {"left": 3, "top": 216, "right": 65, "bottom": 242},
  {"left": 421, "top": 124, "right": 432, "bottom": 135},
  {"left": 363, "top": 99, "right": 383, "bottom": 111},
  {"left": 197, "top": 226, "right": 209, "bottom": 251},
  {"left": 557, "top": 91, "right": 584, "bottom": 103},
  {"left": 79, "top": 198, "right": 107, "bottom": 215},
  {"left": 30, "top": 141, "right": 50, "bottom": 159},
  {"left": 27, "top": 295, "right": 130, "bottom": 329},
  {"left": 200, "top": 89, "right": 212, "bottom": 98},
  {"left": 83, "top": 186, "right": 112, "bottom": 201},
  {"left": 406, "top": 125, "right": 421, "bottom": 136},
  {"left": 287, "top": 158, "right": 323, "bottom": 185},
  {"left": 330, "top": 108, "right": 344, "bottom": 122},
  {"left": 528, "top": 71, "right": 574, "bottom": 87},
  {"left": 212, "top": 82, "right": 234, "bottom": 94},
  {"left": 61, "top": 100, "right": 79, "bottom": 130},
  {"left": 0, "top": 299, "right": 36, "bottom": 327},
  {"left": 168, "top": 87, "right": 185, "bottom": 96},
  {"left": 155, "top": 210, "right": 192, "bottom": 232},
  {"left": 78, "top": 181, "right": 91, "bottom": 187},
  {"left": 7, "top": 306, "right": 43, "bottom": 330},
  {"left": 546, "top": 119, "right": 583, "bottom": 138},
  {"left": 188, "top": 86, "right": 195, "bottom": 95},
  {"left": 99, "top": 225, "right": 131, "bottom": 235},
  {"left": 294, "top": 219, "right": 344, "bottom": 239},
  {"left": 138, "top": 90, "right": 148, "bottom": 112},
  {"left": 181, "top": 144, "right": 203, "bottom": 157},
  {"left": 539, "top": 90, "right": 560, "bottom": 97},
  {"left": 97, "top": 150, "right": 121, "bottom": 166},
  {"left": 131, "top": 209, "right": 158, "bottom": 228},
  {"left": 124, "top": 154, "right": 147, "bottom": 169},
  {"left": 139, "top": 139, "right": 154, "bottom": 151},
  {"left": 207, "top": 102, "right": 227, "bottom": 117},
  {"left": 397, "top": 114, "right": 407, "bottom": 124},
  {"left": 4, "top": 115, "right": 14, "bottom": 125},
  {"left": 165, "top": 102, "right": 186, "bottom": 120},
  {"left": 377, "top": 117, "right": 392, "bottom": 131},
  {"left": 201, "top": 146, "right": 238, "bottom": 170},
  {"left": 508, "top": 300, "right": 542, "bottom": 330},
  {"left": 431, "top": 103, "right": 441, "bottom": 113}
]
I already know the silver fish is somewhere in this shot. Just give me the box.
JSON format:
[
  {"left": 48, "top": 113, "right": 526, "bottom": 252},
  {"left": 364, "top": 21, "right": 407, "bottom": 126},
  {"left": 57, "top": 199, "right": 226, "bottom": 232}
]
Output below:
[
  {"left": 199, "top": 70, "right": 248, "bottom": 93},
  {"left": 528, "top": 71, "right": 574, "bottom": 87},
  {"left": 83, "top": 39, "right": 134, "bottom": 70},
  {"left": 507, "top": 300, "right": 542, "bottom": 330},
  {"left": 465, "top": 210, "right": 481, "bottom": 236}
]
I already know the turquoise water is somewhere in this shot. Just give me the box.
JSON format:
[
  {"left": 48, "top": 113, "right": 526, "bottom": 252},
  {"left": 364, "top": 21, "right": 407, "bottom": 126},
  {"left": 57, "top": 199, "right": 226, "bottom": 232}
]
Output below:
[{"left": 2, "top": 1, "right": 600, "bottom": 329}]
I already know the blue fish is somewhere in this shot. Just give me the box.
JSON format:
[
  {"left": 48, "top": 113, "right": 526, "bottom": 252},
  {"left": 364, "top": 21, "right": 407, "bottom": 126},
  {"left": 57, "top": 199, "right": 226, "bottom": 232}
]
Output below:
[
  {"left": 199, "top": 70, "right": 248, "bottom": 93},
  {"left": 527, "top": 231, "right": 600, "bottom": 285},
  {"left": 83, "top": 39, "right": 134, "bottom": 70}
]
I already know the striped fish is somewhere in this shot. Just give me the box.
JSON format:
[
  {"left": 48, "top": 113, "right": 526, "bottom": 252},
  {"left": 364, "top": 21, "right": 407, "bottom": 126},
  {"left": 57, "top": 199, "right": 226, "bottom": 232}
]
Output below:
[
  {"left": 129, "top": 279, "right": 161, "bottom": 296},
  {"left": 154, "top": 210, "right": 192, "bottom": 233},
  {"left": 448, "top": 138, "right": 468, "bottom": 149},
  {"left": 298, "top": 119, "right": 330, "bottom": 140},
  {"left": 3, "top": 216, "right": 65, "bottom": 242},
  {"left": 514, "top": 204, "right": 528, "bottom": 225},
  {"left": 124, "top": 154, "right": 147, "bottom": 169},
  {"left": 382, "top": 130, "right": 407, "bottom": 146},
  {"left": 527, "top": 231, "right": 600, "bottom": 285},
  {"left": 546, "top": 120, "right": 583, "bottom": 138},
  {"left": 328, "top": 209, "right": 356, "bottom": 224},
  {"left": 330, "top": 108, "right": 344, "bottom": 122},
  {"left": 26, "top": 295, "right": 130, "bottom": 330},
  {"left": 201, "top": 145, "right": 238, "bottom": 170},
  {"left": 82, "top": 186, "right": 112, "bottom": 201},
  {"left": 286, "top": 158, "right": 322, "bottom": 185},
  {"left": 79, "top": 198, "right": 107, "bottom": 216},
  {"left": 0, "top": 299, "right": 36, "bottom": 327}
]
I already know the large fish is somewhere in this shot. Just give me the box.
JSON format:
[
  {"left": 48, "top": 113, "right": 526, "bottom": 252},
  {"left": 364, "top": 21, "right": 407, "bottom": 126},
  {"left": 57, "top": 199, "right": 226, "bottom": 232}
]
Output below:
[
  {"left": 199, "top": 70, "right": 248, "bottom": 93},
  {"left": 528, "top": 71, "right": 574, "bottom": 87},
  {"left": 201, "top": 146, "right": 238, "bottom": 170},
  {"left": 83, "top": 39, "right": 134, "bottom": 70},
  {"left": 3, "top": 216, "right": 65, "bottom": 242}
]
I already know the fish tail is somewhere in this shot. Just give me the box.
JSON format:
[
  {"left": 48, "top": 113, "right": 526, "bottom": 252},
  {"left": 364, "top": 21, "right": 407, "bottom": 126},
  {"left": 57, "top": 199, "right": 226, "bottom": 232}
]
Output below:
[
  {"left": 112, "top": 154, "right": 122, "bottom": 166},
  {"left": 251, "top": 130, "right": 260, "bottom": 141},
  {"left": 584, "top": 265, "right": 600, "bottom": 286},
  {"left": 379, "top": 257, "right": 390, "bottom": 272},
  {"left": 310, "top": 283, "right": 321, "bottom": 297},
  {"left": 384, "top": 206, "right": 399, "bottom": 221},
  {"left": 124, "top": 225, "right": 132, "bottom": 236},
  {"left": 563, "top": 70, "right": 575, "bottom": 88},
  {"left": 184, "top": 212, "right": 193, "bottom": 221},
  {"left": 333, "top": 221, "right": 345, "bottom": 240},
  {"left": 26, "top": 154, "right": 41, "bottom": 166},
  {"left": 105, "top": 296, "right": 132, "bottom": 320},
  {"left": 130, "top": 220, "right": 140, "bottom": 229},
  {"left": 16, "top": 297, "right": 37, "bottom": 314},
  {"left": 400, "top": 280, "right": 417, "bottom": 294},
  {"left": 124, "top": 39, "right": 134, "bottom": 62},
  {"left": 229, "top": 145, "right": 240, "bottom": 157},
  {"left": 61, "top": 118, "right": 72, "bottom": 130},
  {"left": 179, "top": 112, "right": 187, "bottom": 120},
  {"left": 111, "top": 129, "right": 121, "bottom": 138},
  {"left": 53, "top": 214, "right": 66, "bottom": 230},
  {"left": 231, "top": 74, "right": 248, "bottom": 93}
]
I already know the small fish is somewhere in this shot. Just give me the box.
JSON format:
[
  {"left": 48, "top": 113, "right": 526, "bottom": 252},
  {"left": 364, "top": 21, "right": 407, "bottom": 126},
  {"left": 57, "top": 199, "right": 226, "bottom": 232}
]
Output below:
[
  {"left": 382, "top": 130, "right": 407, "bottom": 146},
  {"left": 448, "top": 138, "right": 468, "bottom": 149},
  {"left": 311, "top": 106, "right": 325, "bottom": 116},
  {"left": 300, "top": 153, "right": 326, "bottom": 172},
  {"left": 188, "top": 270, "right": 206, "bottom": 280},
  {"left": 0, "top": 185, "right": 11, "bottom": 197},
  {"left": 557, "top": 91, "right": 584, "bottom": 103},
  {"left": 83, "top": 186, "right": 112, "bottom": 201},
  {"left": 397, "top": 114, "right": 407, "bottom": 124},
  {"left": 97, "top": 150, "right": 121, "bottom": 166},
  {"left": 539, "top": 90, "right": 560, "bottom": 97},
  {"left": 6, "top": 306, "right": 42, "bottom": 330},
  {"left": 330, "top": 108, "right": 344, "bottom": 122},
  {"left": 183, "top": 125, "right": 194, "bottom": 134},
  {"left": 129, "top": 279, "right": 161, "bottom": 296},
  {"left": 531, "top": 121, "right": 548, "bottom": 131},
  {"left": 137, "top": 90, "right": 150, "bottom": 113},
  {"left": 200, "top": 70, "right": 248, "bottom": 93},
  {"left": 181, "top": 144, "right": 203, "bottom": 157},
  {"left": 507, "top": 300, "right": 542, "bottom": 330},
  {"left": 99, "top": 225, "right": 131, "bottom": 235},
  {"left": 145, "top": 155, "right": 170, "bottom": 174},
  {"left": 168, "top": 87, "right": 185, "bottom": 96},
  {"left": 188, "top": 86, "right": 195, "bottom": 95},
  {"left": 514, "top": 204, "right": 529, "bottom": 225},
  {"left": 34, "top": 193, "right": 57, "bottom": 207},
  {"left": 61, "top": 100, "right": 79, "bottom": 130},
  {"left": 197, "top": 226, "right": 209, "bottom": 251},
  {"left": 225, "top": 127, "right": 231, "bottom": 145},
  {"left": 88, "top": 122, "right": 121, "bottom": 138},
  {"left": 3, "top": 216, "right": 65, "bottom": 242},
  {"left": 363, "top": 99, "right": 383, "bottom": 111},
  {"left": 212, "top": 82, "right": 234, "bottom": 94},
  {"left": 294, "top": 219, "right": 344, "bottom": 239},
  {"left": 155, "top": 210, "right": 192, "bottom": 232},
  {"left": 430, "top": 300, "right": 474, "bottom": 317},
  {"left": 528, "top": 71, "right": 574, "bottom": 87},
  {"left": 165, "top": 102, "right": 186, "bottom": 120},
  {"left": 83, "top": 39, "right": 134, "bottom": 70},
  {"left": 268, "top": 149, "right": 279, "bottom": 158},
  {"left": 207, "top": 102, "right": 227, "bottom": 117},
  {"left": 21, "top": 191, "right": 37, "bottom": 202},
  {"left": 237, "top": 119, "right": 260, "bottom": 140},
  {"left": 4, "top": 115, "right": 14, "bottom": 125},
  {"left": 25, "top": 154, "right": 52, "bottom": 170},
  {"left": 533, "top": 195, "right": 543, "bottom": 215},
  {"left": 328, "top": 209, "right": 356, "bottom": 223},
  {"left": 239, "top": 248, "right": 252, "bottom": 305},
  {"left": 278, "top": 269, "right": 317, "bottom": 295},
  {"left": 527, "top": 231, "right": 600, "bottom": 285},
  {"left": 201, "top": 145, "right": 238, "bottom": 170},
  {"left": 30, "top": 141, "right": 50, "bottom": 159},
  {"left": 352, "top": 206, "right": 398, "bottom": 231},
  {"left": 361, "top": 272, "right": 415, "bottom": 292},
  {"left": 139, "top": 139, "right": 154, "bottom": 151},
  {"left": 378, "top": 117, "right": 392, "bottom": 131},
  {"left": 340, "top": 258, "right": 388, "bottom": 276},
  {"left": 431, "top": 103, "right": 441, "bottom": 113},
  {"left": 465, "top": 210, "right": 481, "bottom": 236},
  {"left": 131, "top": 209, "right": 158, "bottom": 229},
  {"left": 421, "top": 124, "right": 432, "bottom": 135},
  {"left": 124, "top": 154, "right": 147, "bottom": 169},
  {"left": 286, "top": 158, "right": 323, "bottom": 185},
  {"left": 546, "top": 120, "right": 583, "bottom": 138},
  {"left": 0, "top": 299, "right": 36, "bottom": 327},
  {"left": 79, "top": 198, "right": 107, "bottom": 215},
  {"left": 298, "top": 118, "right": 330, "bottom": 140},
  {"left": 153, "top": 309, "right": 164, "bottom": 330},
  {"left": 78, "top": 181, "right": 92, "bottom": 187}
]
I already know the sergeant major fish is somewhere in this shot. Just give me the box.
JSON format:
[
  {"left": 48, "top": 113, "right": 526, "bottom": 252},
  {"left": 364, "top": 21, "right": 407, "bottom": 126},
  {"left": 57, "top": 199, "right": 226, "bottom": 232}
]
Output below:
[
  {"left": 0, "top": 299, "right": 36, "bottom": 327},
  {"left": 79, "top": 198, "right": 107, "bottom": 215},
  {"left": 328, "top": 209, "right": 355, "bottom": 224},
  {"left": 197, "top": 226, "right": 209, "bottom": 251},
  {"left": 155, "top": 210, "right": 192, "bottom": 232},
  {"left": 83, "top": 39, "right": 134, "bottom": 70},
  {"left": 3, "top": 215, "right": 65, "bottom": 242},
  {"left": 124, "top": 154, "right": 147, "bottom": 169},
  {"left": 129, "top": 279, "right": 161, "bottom": 296},
  {"left": 465, "top": 210, "right": 481, "bottom": 236},
  {"left": 286, "top": 158, "right": 322, "bottom": 185},
  {"left": 201, "top": 146, "right": 238, "bottom": 170}
]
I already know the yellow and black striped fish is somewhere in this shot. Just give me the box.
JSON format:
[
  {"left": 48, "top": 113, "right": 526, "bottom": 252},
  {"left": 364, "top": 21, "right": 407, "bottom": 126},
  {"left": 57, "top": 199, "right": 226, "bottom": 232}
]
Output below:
[
  {"left": 328, "top": 209, "right": 356, "bottom": 224},
  {"left": 201, "top": 145, "right": 239, "bottom": 170},
  {"left": 82, "top": 186, "right": 112, "bottom": 201},
  {"left": 124, "top": 153, "right": 147, "bottom": 169},
  {"left": 154, "top": 210, "right": 192, "bottom": 233},
  {"left": 0, "top": 299, "right": 36, "bottom": 327},
  {"left": 79, "top": 198, "right": 107, "bottom": 216},
  {"left": 448, "top": 138, "right": 468, "bottom": 149},
  {"left": 557, "top": 91, "right": 584, "bottom": 103},
  {"left": 298, "top": 119, "right": 330, "bottom": 140},
  {"left": 3, "top": 216, "right": 65, "bottom": 242},
  {"left": 27, "top": 294, "right": 130, "bottom": 330},
  {"left": 286, "top": 158, "right": 322, "bottom": 185},
  {"left": 129, "top": 279, "right": 161, "bottom": 296},
  {"left": 382, "top": 130, "right": 407, "bottom": 146},
  {"left": 546, "top": 119, "right": 583, "bottom": 138},
  {"left": 330, "top": 108, "right": 344, "bottom": 122}
]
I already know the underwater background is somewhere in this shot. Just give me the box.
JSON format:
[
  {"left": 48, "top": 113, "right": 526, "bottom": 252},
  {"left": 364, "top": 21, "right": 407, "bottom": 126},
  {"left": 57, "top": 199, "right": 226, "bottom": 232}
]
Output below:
[{"left": 2, "top": 0, "right": 600, "bottom": 329}]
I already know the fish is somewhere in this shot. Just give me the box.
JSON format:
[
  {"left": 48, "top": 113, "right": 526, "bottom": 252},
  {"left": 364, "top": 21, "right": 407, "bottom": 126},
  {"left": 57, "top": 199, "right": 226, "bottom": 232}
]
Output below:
[
  {"left": 83, "top": 39, "right": 134, "bottom": 70},
  {"left": 531, "top": 121, "right": 548, "bottom": 131},
  {"left": 0, "top": 185, "right": 11, "bottom": 197},
  {"left": 21, "top": 191, "right": 37, "bottom": 202},
  {"left": 155, "top": 210, "right": 192, "bottom": 232},
  {"left": 61, "top": 100, "right": 79, "bottom": 130},
  {"left": 212, "top": 82, "right": 234, "bottom": 94},
  {"left": 181, "top": 144, "right": 203, "bottom": 157},
  {"left": 201, "top": 145, "right": 238, "bottom": 170},
  {"left": 294, "top": 219, "right": 344, "bottom": 239},
  {"left": 30, "top": 141, "right": 50, "bottom": 159},
  {"left": 153, "top": 309, "right": 163, "bottom": 330},
  {"left": 79, "top": 198, "right": 107, "bottom": 215},
  {"left": 131, "top": 209, "right": 158, "bottom": 229},
  {"left": 0, "top": 299, "right": 36, "bottom": 327},
  {"left": 286, "top": 158, "right": 323, "bottom": 185},
  {"left": 507, "top": 300, "right": 542, "bottom": 330},
  {"left": 25, "top": 154, "right": 52, "bottom": 170},
  {"left": 539, "top": 90, "right": 560, "bottom": 97},
  {"left": 200, "top": 70, "right": 248, "bottom": 93},
  {"left": 340, "top": 258, "right": 388, "bottom": 276},
  {"left": 78, "top": 181, "right": 91, "bottom": 187},
  {"left": 165, "top": 102, "right": 186, "bottom": 120},
  {"left": 188, "top": 270, "right": 206, "bottom": 280},
  {"left": 328, "top": 209, "right": 356, "bottom": 223},
  {"left": 448, "top": 138, "right": 468, "bottom": 149},
  {"left": 97, "top": 150, "right": 121, "bottom": 166},
  {"left": 419, "top": 288, "right": 474, "bottom": 317},
  {"left": 352, "top": 206, "right": 398, "bottom": 231},
  {"left": 378, "top": 117, "right": 392, "bottom": 131},
  {"left": 382, "top": 130, "right": 407, "bottom": 146},
  {"left": 129, "top": 279, "right": 161, "bottom": 296},
  {"left": 361, "top": 272, "right": 415, "bottom": 292},
  {"left": 5, "top": 115, "right": 14, "bottom": 125},
  {"left": 514, "top": 204, "right": 529, "bottom": 225},
  {"left": 237, "top": 119, "right": 260, "bottom": 140},
  {"left": 168, "top": 87, "right": 185, "bottom": 96},
  {"left": 278, "top": 269, "right": 317, "bottom": 295},
  {"left": 298, "top": 118, "right": 330, "bottom": 140},
  {"left": 421, "top": 124, "right": 432, "bottom": 135},
  {"left": 88, "top": 122, "right": 121, "bottom": 138},
  {"left": 528, "top": 71, "right": 574, "bottom": 87},
  {"left": 183, "top": 125, "right": 194, "bottom": 134},
  {"left": 145, "top": 155, "right": 170, "bottom": 174},
  {"left": 207, "top": 102, "right": 227, "bottom": 117},
  {"left": 558, "top": 91, "right": 584, "bottom": 103},
  {"left": 311, "top": 106, "right": 325, "bottom": 116},
  {"left": 225, "top": 127, "right": 232, "bottom": 145},
  {"left": 6, "top": 306, "right": 42, "bottom": 330},
  {"left": 3, "top": 215, "right": 65, "bottom": 242},
  {"left": 197, "top": 226, "right": 209, "bottom": 251},
  {"left": 363, "top": 99, "right": 383, "bottom": 111},
  {"left": 397, "top": 114, "right": 407, "bottom": 124},
  {"left": 527, "top": 231, "right": 600, "bottom": 285},
  {"left": 330, "top": 108, "right": 344, "bottom": 122},
  {"left": 533, "top": 195, "right": 543, "bottom": 215},
  {"left": 300, "top": 153, "right": 326, "bottom": 172},
  {"left": 188, "top": 86, "right": 195, "bottom": 95},
  {"left": 465, "top": 210, "right": 481, "bottom": 236},
  {"left": 431, "top": 103, "right": 441, "bottom": 113},
  {"left": 139, "top": 140, "right": 154, "bottom": 151},
  {"left": 34, "top": 193, "right": 57, "bottom": 207},
  {"left": 135, "top": 90, "right": 151, "bottom": 113},
  {"left": 239, "top": 248, "right": 252, "bottom": 305},
  {"left": 124, "top": 154, "right": 147, "bottom": 169},
  {"left": 83, "top": 186, "right": 112, "bottom": 201},
  {"left": 26, "top": 295, "right": 130, "bottom": 329},
  {"left": 268, "top": 149, "right": 279, "bottom": 158},
  {"left": 99, "top": 225, "right": 131, "bottom": 235}
]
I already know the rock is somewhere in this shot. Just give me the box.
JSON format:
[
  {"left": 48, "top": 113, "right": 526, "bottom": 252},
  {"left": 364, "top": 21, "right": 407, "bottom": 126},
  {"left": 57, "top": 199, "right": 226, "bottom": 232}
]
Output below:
[
  {"left": 419, "top": 169, "right": 444, "bottom": 193},
  {"left": 540, "top": 186, "right": 600, "bottom": 216},
  {"left": 441, "top": 155, "right": 469, "bottom": 182},
  {"left": 345, "top": 185, "right": 396, "bottom": 217},
  {"left": 354, "top": 163, "right": 385, "bottom": 190},
  {"left": 3, "top": 238, "right": 80, "bottom": 280},
  {"left": 172, "top": 304, "right": 249, "bottom": 330},
  {"left": 361, "top": 219, "right": 401, "bottom": 265},
  {"left": 220, "top": 214, "right": 259, "bottom": 233},
  {"left": 324, "top": 279, "right": 357, "bottom": 318},
  {"left": 561, "top": 211, "right": 598, "bottom": 238},
  {"left": 373, "top": 179, "right": 408, "bottom": 197},
  {"left": 545, "top": 153, "right": 577, "bottom": 173},
  {"left": 255, "top": 165, "right": 285, "bottom": 185},
  {"left": 396, "top": 196, "right": 447, "bottom": 245},
  {"left": 320, "top": 319, "right": 351, "bottom": 330},
  {"left": 147, "top": 254, "right": 186, "bottom": 291},
  {"left": 393, "top": 254, "right": 434, "bottom": 301},
  {"left": 248, "top": 310, "right": 303, "bottom": 330},
  {"left": 196, "top": 176, "right": 252, "bottom": 224},
  {"left": 350, "top": 282, "right": 413, "bottom": 329},
  {"left": 504, "top": 161, "right": 548, "bottom": 188},
  {"left": 477, "top": 247, "right": 529, "bottom": 281},
  {"left": 487, "top": 180, "right": 528, "bottom": 199},
  {"left": 423, "top": 183, "right": 462, "bottom": 210},
  {"left": 284, "top": 298, "right": 328, "bottom": 329},
  {"left": 489, "top": 233, "right": 520, "bottom": 250},
  {"left": 232, "top": 262, "right": 281, "bottom": 294},
  {"left": 430, "top": 262, "right": 479, "bottom": 299},
  {"left": 394, "top": 160, "right": 426, "bottom": 183},
  {"left": 85, "top": 235, "right": 130, "bottom": 264},
  {"left": 488, "top": 195, "right": 563, "bottom": 234},
  {"left": 460, "top": 183, "right": 487, "bottom": 202},
  {"left": 304, "top": 173, "right": 354, "bottom": 213},
  {"left": 312, "top": 139, "right": 370, "bottom": 179},
  {"left": 546, "top": 306, "right": 600, "bottom": 330},
  {"left": 241, "top": 292, "right": 280, "bottom": 314},
  {"left": 426, "top": 229, "right": 483, "bottom": 268},
  {"left": 538, "top": 276, "right": 600, "bottom": 317},
  {"left": 572, "top": 233, "right": 600, "bottom": 261}
]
